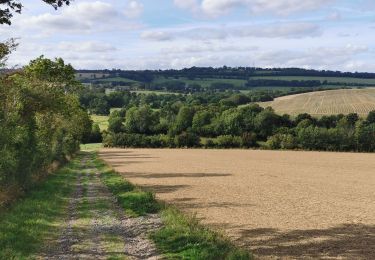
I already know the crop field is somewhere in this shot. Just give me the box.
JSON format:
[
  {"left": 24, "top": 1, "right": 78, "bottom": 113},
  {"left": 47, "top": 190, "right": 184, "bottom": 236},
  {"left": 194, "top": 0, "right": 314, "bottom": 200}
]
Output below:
[
  {"left": 259, "top": 88, "right": 375, "bottom": 116},
  {"left": 99, "top": 148, "right": 375, "bottom": 259}
]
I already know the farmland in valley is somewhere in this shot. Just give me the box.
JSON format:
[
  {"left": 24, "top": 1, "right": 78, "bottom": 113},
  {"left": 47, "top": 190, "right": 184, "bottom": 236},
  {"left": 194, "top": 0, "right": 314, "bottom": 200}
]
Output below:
[
  {"left": 250, "top": 75, "right": 375, "bottom": 85},
  {"left": 99, "top": 148, "right": 375, "bottom": 260},
  {"left": 91, "top": 114, "right": 109, "bottom": 131},
  {"left": 260, "top": 88, "right": 375, "bottom": 116}
]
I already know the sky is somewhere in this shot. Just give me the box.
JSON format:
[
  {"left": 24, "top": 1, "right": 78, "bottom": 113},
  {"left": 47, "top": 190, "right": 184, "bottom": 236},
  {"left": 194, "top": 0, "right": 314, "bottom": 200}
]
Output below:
[{"left": 1, "top": 0, "right": 375, "bottom": 71}]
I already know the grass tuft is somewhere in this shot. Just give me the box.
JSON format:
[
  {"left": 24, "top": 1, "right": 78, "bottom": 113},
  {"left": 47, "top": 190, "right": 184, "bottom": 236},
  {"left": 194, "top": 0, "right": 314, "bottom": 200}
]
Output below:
[
  {"left": 99, "top": 167, "right": 159, "bottom": 217},
  {"left": 151, "top": 208, "right": 252, "bottom": 260}
]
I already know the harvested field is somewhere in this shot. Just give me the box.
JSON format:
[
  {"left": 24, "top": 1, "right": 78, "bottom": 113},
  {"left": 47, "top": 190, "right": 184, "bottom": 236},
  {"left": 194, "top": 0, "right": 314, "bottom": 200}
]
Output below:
[
  {"left": 260, "top": 88, "right": 375, "bottom": 116},
  {"left": 99, "top": 148, "right": 375, "bottom": 259}
]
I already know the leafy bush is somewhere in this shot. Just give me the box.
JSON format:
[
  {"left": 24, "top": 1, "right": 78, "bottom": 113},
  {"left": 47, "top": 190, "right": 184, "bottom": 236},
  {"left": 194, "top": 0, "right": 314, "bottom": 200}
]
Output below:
[
  {"left": 174, "top": 131, "right": 200, "bottom": 148},
  {"left": 215, "top": 135, "right": 242, "bottom": 148}
]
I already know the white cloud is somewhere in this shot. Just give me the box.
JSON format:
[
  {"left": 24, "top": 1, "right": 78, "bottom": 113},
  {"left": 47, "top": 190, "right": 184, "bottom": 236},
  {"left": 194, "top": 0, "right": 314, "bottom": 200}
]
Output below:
[
  {"left": 255, "top": 45, "right": 369, "bottom": 69},
  {"left": 141, "top": 31, "right": 172, "bottom": 41},
  {"left": 161, "top": 42, "right": 258, "bottom": 54},
  {"left": 141, "top": 22, "right": 321, "bottom": 41},
  {"left": 23, "top": 1, "right": 140, "bottom": 34},
  {"left": 175, "top": 0, "right": 334, "bottom": 17},
  {"left": 58, "top": 41, "right": 117, "bottom": 53},
  {"left": 124, "top": 1, "right": 144, "bottom": 19},
  {"left": 326, "top": 11, "right": 342, "bottom": 21}
]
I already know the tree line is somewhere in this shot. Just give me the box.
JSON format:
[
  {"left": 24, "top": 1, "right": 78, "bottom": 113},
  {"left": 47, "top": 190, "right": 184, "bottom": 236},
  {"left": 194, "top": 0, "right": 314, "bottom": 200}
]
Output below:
[
  {"left": 99, "top": 92, "right": 375, "bottom": 152},
  {"left": 80, "top": 85, "right": 345, "bottom": 116}
]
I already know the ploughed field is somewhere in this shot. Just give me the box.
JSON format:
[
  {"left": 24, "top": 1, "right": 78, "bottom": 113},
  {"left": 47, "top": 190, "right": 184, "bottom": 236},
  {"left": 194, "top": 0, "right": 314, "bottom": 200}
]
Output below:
[
  {"left": 99, "top": 148, "right": 375, "bottom": 259},
  {"left": 260, "top": 88, "right": 375, "bottom": 116}
]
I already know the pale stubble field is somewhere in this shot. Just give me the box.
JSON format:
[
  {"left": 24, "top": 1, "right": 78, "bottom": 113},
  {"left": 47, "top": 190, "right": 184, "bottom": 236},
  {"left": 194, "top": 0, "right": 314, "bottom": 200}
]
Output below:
[
  {"left": 260, "top": 88, "right": 375, "bottom": 116},
  {"left": 99, "top": 148, "right": 375, "bottom": 259}
]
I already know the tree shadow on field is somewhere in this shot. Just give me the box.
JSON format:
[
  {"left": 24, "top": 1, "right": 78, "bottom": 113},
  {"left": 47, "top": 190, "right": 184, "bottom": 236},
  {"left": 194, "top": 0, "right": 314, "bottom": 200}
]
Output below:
[
  {"left": 236, "top": 223, "right": 375, "bottom": 259},
  {"left": 124, "top": 172, "right": 232, "bottom": 179},
  {"left": 98, "top": 151, "right": 156, "bottom": 158},
  {"left": 109, "top": 161, "right": 151, "bottom": 167},
  {"left": 141, "top": 184, "right": 191, "bottom": 194},
  {"left": 99, "top": 154, "right": 156, "bottom": 159}
]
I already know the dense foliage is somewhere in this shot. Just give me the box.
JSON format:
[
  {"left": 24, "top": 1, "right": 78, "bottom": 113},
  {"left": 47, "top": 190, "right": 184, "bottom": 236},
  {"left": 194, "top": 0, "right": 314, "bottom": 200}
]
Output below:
[
  {"left": 98, "top": 90, "right": 375, "bottom": 152},
  {"left": 79, "top": 85, "right": 341, "bottom": 116},
  {"left": 0, "top": 56, "right": 91, "bottom": 196}
]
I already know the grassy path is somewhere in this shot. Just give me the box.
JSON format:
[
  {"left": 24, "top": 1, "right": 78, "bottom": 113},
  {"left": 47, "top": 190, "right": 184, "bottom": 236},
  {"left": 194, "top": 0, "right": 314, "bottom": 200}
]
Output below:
[
  {"left": 0, "top": 151, "right": 252, "bottom": 259},
  {"left": 45, "top": 153, "right": 162, "bottom": 259}
]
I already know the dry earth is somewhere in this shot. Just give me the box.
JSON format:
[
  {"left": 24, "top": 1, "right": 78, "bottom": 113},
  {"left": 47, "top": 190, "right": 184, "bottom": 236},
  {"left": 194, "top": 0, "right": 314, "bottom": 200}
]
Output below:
[
  {"left": 259, "top": 88, "right": 375, "bottom": 116},
  {"left": 99, "top": 148, "right": 375, "bottom": 260}
]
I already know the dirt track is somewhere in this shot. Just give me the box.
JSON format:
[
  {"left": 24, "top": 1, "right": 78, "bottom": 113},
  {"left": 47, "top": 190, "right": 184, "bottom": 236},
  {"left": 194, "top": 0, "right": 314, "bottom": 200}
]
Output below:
[{"left": 99, "top": 148, "right": 375, "bottom": 259}]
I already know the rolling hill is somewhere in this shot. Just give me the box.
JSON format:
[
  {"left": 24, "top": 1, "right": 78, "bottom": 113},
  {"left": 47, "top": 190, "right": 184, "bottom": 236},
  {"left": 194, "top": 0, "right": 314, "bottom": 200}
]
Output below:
[{"left": 259, "top": 88, "right": 375, "bottom": 116}]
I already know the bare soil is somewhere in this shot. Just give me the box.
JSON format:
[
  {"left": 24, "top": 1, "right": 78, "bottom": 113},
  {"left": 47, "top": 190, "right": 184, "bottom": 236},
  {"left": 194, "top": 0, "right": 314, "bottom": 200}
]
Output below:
[{"left": 99, "top": 148, "right": 375, "bottom": 260}]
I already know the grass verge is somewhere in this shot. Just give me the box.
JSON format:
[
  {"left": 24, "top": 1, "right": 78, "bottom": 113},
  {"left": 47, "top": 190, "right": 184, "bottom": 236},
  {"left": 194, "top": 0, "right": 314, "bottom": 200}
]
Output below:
[
  {"left": 93, "top": 152, "right": 252, "bottom": 260},
  {"left": 0, "top": 157, "right": 80, "bottom": 259},
  {"left": 94, "top": 158, "right": 159, "bottom": 217}
]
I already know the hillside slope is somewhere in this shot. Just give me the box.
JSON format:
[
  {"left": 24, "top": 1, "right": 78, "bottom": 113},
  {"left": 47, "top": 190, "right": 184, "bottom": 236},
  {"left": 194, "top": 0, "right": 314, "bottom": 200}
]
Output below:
[{"left": 260, "top": 88, "right": 375, "bottom": 116}]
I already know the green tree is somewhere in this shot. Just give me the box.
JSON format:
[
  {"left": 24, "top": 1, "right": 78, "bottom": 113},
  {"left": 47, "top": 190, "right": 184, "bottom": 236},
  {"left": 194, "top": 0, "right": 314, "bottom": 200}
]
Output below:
[
  {"left": 367, "top": 110, "right": 375, "bottom": 124},
  {"left": 192, "top": 110, "right": 213, "bottom": 136},
  {"left": 89, "top": 98, "right": 110, "bottom": 115},
  {"left": 254, "top": 108, "right": 280, "bottom": 138},
  {"left": 108, "top": 115, "right": 124, "bottom": 134},
  {"left": 170, "top": 106, "right": 195, "bottom": 135}
]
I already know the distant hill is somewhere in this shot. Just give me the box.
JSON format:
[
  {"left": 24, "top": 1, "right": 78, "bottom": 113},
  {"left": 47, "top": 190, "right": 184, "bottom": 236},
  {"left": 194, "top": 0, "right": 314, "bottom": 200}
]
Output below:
[{"left": 75, "top": 67, "right": 375, "bottom": 93}]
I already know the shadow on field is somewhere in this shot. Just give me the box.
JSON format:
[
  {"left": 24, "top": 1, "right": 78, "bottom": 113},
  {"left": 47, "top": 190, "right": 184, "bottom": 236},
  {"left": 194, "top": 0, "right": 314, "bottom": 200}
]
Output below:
[
  {"left": 142, "top": 184, "right": 191, "bottom": 194},
  {"left": 99, "top": 151, "right": 158, "bottom": 159},
  {"left": 100, "top": 154, "right": 156, "bottom": 159},
  {"left": 178, "top": 201, "right": 256, "bottom": 210},
  {"left": 124, "top": 172, "right": 232, "bottom": 179},
  {"left": 237, "top": 224, "right": 375, "bottom": 259}
]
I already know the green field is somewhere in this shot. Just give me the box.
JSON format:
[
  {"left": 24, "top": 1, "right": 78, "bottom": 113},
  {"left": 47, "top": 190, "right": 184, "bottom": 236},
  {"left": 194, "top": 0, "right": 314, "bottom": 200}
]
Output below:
[
  {"left": 250, "top": 76, "right": 375, "bottom": 85},
  {"left": 153, "top": 76, "right": 247, "bottom": 88},
  {"left": 131, "top": 90, "right": 181, "bottom": 95},
  {"left": 94, "top": 77, "right": 140, "bottom": 83},
  {"left": 91, "top": 115, "right": 109, "bottom": 131}
]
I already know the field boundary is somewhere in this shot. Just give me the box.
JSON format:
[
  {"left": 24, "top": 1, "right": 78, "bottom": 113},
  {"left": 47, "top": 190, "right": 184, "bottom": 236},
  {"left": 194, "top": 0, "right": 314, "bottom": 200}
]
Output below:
[{"left": 94, "top": 151, "right": 253, "bottom": 259}]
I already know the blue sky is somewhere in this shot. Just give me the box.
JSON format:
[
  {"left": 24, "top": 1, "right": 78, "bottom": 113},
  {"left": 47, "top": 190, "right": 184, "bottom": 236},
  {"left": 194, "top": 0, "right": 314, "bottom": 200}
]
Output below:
[{"left": 1, "top": 0, "right": 375, "bottom": 71}]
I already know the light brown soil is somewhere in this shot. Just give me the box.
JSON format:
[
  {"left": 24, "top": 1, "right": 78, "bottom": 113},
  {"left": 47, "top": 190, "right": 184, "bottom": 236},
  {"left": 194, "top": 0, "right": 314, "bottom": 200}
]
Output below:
[{"left": 99, "top": 148, "right": 375, "bottom": 260}]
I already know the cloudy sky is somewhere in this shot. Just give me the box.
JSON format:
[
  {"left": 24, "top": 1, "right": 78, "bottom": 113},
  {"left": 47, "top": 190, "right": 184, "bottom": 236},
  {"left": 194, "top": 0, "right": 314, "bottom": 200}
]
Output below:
[{"left": 1, "top": 0, "right": 375, "bottom": 71}]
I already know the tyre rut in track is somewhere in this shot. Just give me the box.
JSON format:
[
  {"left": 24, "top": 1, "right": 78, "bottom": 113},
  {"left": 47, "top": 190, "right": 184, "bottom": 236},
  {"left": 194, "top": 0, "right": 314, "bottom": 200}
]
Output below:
[{"left": 45, "top": 154, "right": 162, "bottom": 259}]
